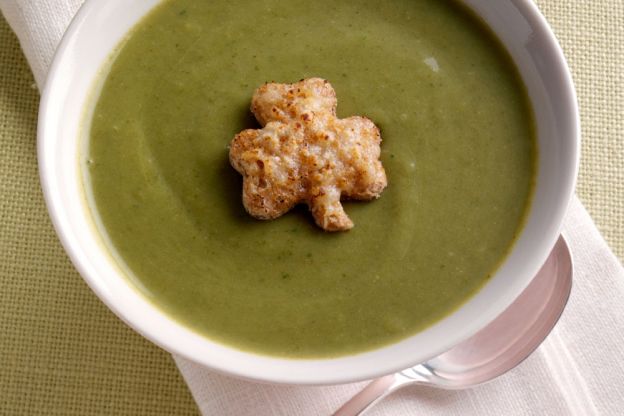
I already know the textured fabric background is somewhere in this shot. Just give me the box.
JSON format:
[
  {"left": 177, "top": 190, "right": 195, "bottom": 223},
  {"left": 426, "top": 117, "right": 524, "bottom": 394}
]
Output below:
[
  {"left": 0, "top": 1, "right": 621, "bottom": 415},
  {"left": 535, "top": 0, "right": 623, "bottom": 262}
]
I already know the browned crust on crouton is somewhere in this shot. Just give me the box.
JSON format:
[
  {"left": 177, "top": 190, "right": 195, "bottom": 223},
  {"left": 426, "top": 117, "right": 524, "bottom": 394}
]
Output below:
[{"left": 229, "top": 78, "right": 387, "bottom": 231}]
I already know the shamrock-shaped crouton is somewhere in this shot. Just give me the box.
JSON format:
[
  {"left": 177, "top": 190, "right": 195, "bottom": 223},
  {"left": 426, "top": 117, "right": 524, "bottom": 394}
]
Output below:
[{"left": 229, "top": 78, "right": 387, "bottom": 231}]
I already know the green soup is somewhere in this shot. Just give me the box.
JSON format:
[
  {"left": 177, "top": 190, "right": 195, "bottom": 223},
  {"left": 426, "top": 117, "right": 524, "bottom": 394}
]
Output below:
[{"left": 86, "top": 0, "right": 535, "bottom": 357}]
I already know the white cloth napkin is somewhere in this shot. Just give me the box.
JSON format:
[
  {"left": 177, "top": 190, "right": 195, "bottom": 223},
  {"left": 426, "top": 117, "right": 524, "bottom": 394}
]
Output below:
[{"left": 3, "top": 1, "right": 623, "bottom": 414}]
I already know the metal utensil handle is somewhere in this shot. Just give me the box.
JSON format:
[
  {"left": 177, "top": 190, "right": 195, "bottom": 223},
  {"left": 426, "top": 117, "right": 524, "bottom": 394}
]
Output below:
[{"left": 332, "top": 374, "right": 411, "bottom": 416}]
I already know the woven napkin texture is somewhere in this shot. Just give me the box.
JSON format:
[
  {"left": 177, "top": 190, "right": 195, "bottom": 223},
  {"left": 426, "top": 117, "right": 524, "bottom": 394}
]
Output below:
[{"left": 0, "top": 0, "right": 622, "bottom": 415}]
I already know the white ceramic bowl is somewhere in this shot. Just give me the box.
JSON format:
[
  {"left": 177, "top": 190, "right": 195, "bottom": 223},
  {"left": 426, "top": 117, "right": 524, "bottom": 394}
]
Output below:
[{"left": 38, "top": 0, "right": 579, "bottom": 385}]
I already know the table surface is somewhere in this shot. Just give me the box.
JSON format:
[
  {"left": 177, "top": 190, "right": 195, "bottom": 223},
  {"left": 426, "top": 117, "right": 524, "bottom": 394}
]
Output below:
[{"left": 1, "top": 1, "right": 622, "bottom": 414}]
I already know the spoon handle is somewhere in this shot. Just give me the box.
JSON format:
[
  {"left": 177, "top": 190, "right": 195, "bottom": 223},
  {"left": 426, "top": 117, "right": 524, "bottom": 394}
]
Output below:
[{"left": 332, "top": 374, "right": 416, "bottom": 416}]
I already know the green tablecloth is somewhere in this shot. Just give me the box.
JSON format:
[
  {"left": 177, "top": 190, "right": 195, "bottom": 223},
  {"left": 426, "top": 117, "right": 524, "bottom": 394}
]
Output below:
[{"left": 1, "top": 1, "right": 622, "bottom": 414}]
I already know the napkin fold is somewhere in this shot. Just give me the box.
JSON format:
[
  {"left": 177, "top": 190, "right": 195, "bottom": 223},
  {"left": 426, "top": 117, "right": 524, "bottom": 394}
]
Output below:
[{"left": 2, "top": 1, "right": 623, "bottom": 414}]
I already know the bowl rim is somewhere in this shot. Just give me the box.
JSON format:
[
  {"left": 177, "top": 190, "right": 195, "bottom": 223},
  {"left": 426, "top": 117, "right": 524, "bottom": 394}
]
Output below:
[{"left": 38, "top": 0, "right": 580, "bottom": 385}]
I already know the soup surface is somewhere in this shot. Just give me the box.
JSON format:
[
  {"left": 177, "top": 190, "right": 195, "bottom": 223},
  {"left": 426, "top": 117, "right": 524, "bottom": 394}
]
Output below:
[{"left": 86, "top": 0, "right": 535, "bottom": 357}]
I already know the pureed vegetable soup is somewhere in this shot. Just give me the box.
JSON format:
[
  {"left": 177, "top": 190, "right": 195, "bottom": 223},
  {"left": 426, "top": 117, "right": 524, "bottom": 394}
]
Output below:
[{"left": 85, "top": 0, "right": 536, "bottom": 357}]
